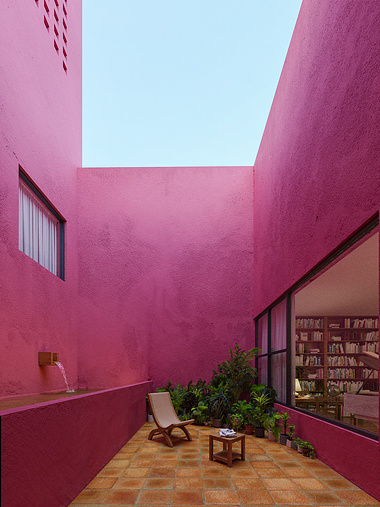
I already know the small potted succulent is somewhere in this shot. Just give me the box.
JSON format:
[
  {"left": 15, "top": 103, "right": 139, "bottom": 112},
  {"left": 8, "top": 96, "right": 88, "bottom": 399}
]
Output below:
[
  {"left": 279, "top": 411, "right": 290, "bottom": 445},
  {"left": 298, "top": 440, "right": 316, "bottom": 458},
  {"left": 263, "top": 412, "right": 281, "bottom": 441},
  {"left": 286, "top": 424, "right": 295, "bottom": 448}
]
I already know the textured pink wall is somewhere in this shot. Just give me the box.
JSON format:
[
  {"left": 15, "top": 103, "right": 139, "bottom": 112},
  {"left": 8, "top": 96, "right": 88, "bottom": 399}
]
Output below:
[
  {"left": 1, "top": 382, "right": 151, "bottom": 507},
  {"left": 254, "top": 0, "right": 380, "bottom": 314},
  {"left": 0, "top": 0, "right": 82, "bottom": 396},
  {"left": 255, "top": 0, "right": 380, "bottom": 499},
  {"left": 78, "top": 166, "right": 254, "bottom": 389}
]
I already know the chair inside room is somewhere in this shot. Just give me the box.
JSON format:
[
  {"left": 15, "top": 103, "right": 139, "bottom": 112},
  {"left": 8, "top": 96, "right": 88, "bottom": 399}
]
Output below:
[{"left": 147, "top": 392, "right": 195, "bottom": 447}]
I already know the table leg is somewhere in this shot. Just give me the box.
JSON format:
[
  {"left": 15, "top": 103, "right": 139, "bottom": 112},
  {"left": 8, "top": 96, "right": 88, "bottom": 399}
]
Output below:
[
  {"left": 209, "top": 436, "right": 213, "bottom": 461},
  {"left": 241, "top": 436, "right": 245, "bottom": 461},
  {"left": 227, "top": 441, "right": 232, "bottom": 467}
]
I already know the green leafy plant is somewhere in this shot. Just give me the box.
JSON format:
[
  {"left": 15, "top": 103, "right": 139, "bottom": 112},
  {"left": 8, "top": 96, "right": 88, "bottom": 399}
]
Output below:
[
  {"left": 297, "top": 439, "right": 316, "bottom": 458},
  {"left": 212, "top": 344, "right": 260, "bottom": 404},
  {"left": 191, "top": 401, "right": 209, "bottom": 425},
  {"left": 279, "top": 411, "right": 290, "bottom": 435},
  {"left": 232, "top": 399, "right": 253, "bottom": 425},
  {"left": 209, "top": 389, "right": 231, "bottom": 421},
  {"left": 230, "top": 413, "right": 245, "bottom": 431},
  {"left": 288, "top": 424, "right": 295, "bottom": 440},
  {"left": 263, "top": 412, "right": 281, "bottom": 439}
]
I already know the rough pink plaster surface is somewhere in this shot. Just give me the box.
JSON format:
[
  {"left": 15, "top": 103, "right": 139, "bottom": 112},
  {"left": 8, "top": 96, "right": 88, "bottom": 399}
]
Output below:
[
  {"left": 78, "top": 166, "right": 254, "bottom": 390},
  {"left": 254, "top": 0, "right": 380, "bottom": 314},
  {"left": 256, "top": 1, "right": 380, "bottom": 499},
  {"left": 1, "top": 382, "right": 151, "bottom": 507},
  {"left": 0, "top": 0, "right": 82, "bottom": 397}
]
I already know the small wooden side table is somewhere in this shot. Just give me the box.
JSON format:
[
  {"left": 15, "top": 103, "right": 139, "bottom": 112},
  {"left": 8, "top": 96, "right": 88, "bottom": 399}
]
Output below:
[{"left": 209, "top": 433, "right": 245, "bottom": 467}]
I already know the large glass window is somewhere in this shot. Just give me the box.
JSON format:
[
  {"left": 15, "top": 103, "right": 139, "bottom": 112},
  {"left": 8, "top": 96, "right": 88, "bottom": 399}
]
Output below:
[
  {"left": 19, "top": 168, "right": 65, "bottom": 279},
  {"left": 255, "top": 219, "right": 379, "bottom": 437},
  {"left": 293, "top": 229, "right": 379, "bottom": 435}
]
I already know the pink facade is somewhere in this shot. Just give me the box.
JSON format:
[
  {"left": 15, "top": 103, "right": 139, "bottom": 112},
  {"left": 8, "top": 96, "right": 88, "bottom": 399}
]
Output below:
[
  {"left": 255, "top": 0, "right": 380, "bottom": 500},
  {"left": 77, "top": 166, "right": 254, "bottom": 390},
  {"left": 1, "top": 0, "right": 380, "bottom": 503},
  {"left": 0, "top": 0, "right": 82, "bottom": 397}
]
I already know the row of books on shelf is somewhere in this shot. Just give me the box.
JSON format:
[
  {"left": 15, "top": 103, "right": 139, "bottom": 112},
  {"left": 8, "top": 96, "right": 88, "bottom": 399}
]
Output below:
[
  {"left": 328, "top": 342, "right": 379, "bottom": 353},
  {"left": 327, "top": 380, "right": 364, "bottom": 392},
  {"left": 329, "top": 331, "right": 378, "bottom": 341},
  {"left": 343, "top": 318, "right": 379, "bottom": 329},
  {"left": 299, "top": 380, "right": 367, "bottom": 392},
  {"left": 296, "top": 355, "right": 322, "bottom": 366},
  {"left": 296, "top": 331, "right": 323, "bottom": 341},
  {"left": 296, "top": 318, "right": 324, "bottom": 329},
  {"left": 327, "top": 356, "right": 363, "bottom": 366},
  {"left": 296, "top": 344, "right": 321, "bottom": 354},
  {"left": 327, "top": 368, "right": 378, "bottom": 379}
]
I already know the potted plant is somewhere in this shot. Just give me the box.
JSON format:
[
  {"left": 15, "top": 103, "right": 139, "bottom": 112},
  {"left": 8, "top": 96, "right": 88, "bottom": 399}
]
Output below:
[
  {"left": 209, "top": 389, "right": 230, "bottom": 427},
  {"left": 190, "top": 400, "right": 209, "bottom": 425},
  {"left": 279, "top": 411, "right": 290, "bottom": 445},
  {"left": 232, "top": 399, "right": 254, "bottom": 434},
  {"left": 251, "top": 392, "right": 271, "bottom": 438},
  {"left": 230, "top": 413, "right": 244, "bottom": 432},
  {"left": 286, "top": 424, "right": 295, "bottom": 448},
  {"left": 263, "top": 412, "right": 281, "bottom": 441},
  {"left": 298, "top": 440, "right": 316, "bottom": 458}
]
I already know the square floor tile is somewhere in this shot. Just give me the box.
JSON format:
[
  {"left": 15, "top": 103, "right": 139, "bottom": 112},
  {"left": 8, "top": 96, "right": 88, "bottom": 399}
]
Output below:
[
  {"left": 292, "top": 478, "right": 329, "bottom": 490},
  {"left": 103, "top": 489, "right": 139, "bottom": 504},
  {"left": 71, "top": 489, "right": 108, "bottom": 504},
  {"left": 336, "top": 490, "right": 380, "bottom": 505},
  {"left": 86, "top": 477, "right": 117, "bottom": 489},
  {"left": 174, "top": 478, "right": 203, "bottom": 489},
  {"left": 203, "top": 478, "right": 234, "bottom": 489},
  {"left": 136, "top": 489, "right": 172, "bottom": 504},
  {"left": 302, "top": 490, "right": 349, "bottom": 504},
  {"left": 122, "top": 467, "right": 150, "bottom": 478},
  {"left": 261, "top": 478, "right": 298, "bottom": 490},
  {"left": 237, "top": 489, "right": 275, "bottom": 504},
  {"left": 143, "top": 478, "right": 174, "bottom": 489},
  {"left": 204, "top": 490, "right": 240, "bottom": 504},
  {"left": 269, "top": 490, "right": 312, "bottom": 504},
  {"left": 149, "top": 468, "right": 176, "bottom": 478},
  {"left": 113, "top": 477, "right": 146, "bottom": 489},
  {"left": 232, "top": 478, "right": 265, "bottom": 490}
]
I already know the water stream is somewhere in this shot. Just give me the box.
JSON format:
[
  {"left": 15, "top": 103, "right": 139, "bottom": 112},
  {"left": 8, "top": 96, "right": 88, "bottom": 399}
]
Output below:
[{"left": 55, "top": 361, "right": 75, "bottom": 393}]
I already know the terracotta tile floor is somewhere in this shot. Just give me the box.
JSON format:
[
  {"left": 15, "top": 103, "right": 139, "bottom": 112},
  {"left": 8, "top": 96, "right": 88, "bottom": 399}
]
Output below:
[{"left": 70, "top": 423, "right": 379, "bottom": 506}]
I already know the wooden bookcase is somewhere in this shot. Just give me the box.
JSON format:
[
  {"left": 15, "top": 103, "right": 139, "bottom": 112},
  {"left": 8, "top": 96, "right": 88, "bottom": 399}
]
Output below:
[{"left": 295, "top": 316, "right": 379, "bottom": 395}]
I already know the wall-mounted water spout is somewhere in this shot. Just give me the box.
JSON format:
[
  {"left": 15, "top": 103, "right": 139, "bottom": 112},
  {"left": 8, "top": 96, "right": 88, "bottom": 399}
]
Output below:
[{"left": 38, "top": 352, "right": 59, "bottom": 366}]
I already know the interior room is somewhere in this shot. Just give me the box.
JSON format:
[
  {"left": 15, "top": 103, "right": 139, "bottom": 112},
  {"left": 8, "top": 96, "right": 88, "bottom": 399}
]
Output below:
[{"left": 294, "top": 231, "right": 379, "bottom": 434}]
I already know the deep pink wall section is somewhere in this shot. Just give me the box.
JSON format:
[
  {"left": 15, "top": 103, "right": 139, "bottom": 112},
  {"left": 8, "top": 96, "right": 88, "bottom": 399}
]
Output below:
[
  {"left": 1, "top": 383, "right": 151, "bottom": 507},
  {"left": 255, "top": 0, "right": 380, "bottom": 500},
  {"left": 78, "top": 166, "right": 254, "bottom": 389},
  {"left": 254, "top": 0, "right": 380, "bottom": 314},
  {"left": 0, "top": 0, "right": 82, "bottom": 396}
]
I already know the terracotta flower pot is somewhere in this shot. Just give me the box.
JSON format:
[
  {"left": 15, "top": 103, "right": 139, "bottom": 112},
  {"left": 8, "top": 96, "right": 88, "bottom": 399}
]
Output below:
[{"left": 245, "top": 425, "right": 254, "bottom": 435}]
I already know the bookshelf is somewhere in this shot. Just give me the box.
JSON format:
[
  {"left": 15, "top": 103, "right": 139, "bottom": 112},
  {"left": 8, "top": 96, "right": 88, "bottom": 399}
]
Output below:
[{"left": 295, "top": 316, "right": 379, "bottom": 395}]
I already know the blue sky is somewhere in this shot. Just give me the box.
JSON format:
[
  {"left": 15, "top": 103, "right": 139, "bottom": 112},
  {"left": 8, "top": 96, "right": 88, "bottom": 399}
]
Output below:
[{"left": 83, "top": 1, "right": 302, "bottom": 167}]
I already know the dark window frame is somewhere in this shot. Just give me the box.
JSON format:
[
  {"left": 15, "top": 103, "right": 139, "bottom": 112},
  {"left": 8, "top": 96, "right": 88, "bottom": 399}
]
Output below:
[{"left": 19, "top": 167, "right": 65, "bottom": 280}]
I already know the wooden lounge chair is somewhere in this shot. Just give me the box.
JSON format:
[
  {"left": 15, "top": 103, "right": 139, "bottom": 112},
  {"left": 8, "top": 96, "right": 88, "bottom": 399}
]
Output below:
[{"left": 147, "top": 392, "right": 195, "bottom": 447}]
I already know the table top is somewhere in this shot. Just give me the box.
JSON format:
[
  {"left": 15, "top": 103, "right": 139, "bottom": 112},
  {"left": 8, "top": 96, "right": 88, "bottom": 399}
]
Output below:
[{"left": 209, "top": 432, "right": 245, "bottom": 443}]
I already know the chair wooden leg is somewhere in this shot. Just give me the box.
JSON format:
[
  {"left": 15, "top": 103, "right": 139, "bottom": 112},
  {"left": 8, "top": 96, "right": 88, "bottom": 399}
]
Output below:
[
  {"left": 148, "top": 428, "right": 174, "bottom": 447},
  {"left": 180, "top": 425, "right": 192, "bottom": 442}
]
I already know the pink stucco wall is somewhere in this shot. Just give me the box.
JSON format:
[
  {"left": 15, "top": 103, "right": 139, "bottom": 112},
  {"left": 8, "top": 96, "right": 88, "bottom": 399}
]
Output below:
[
  {"left": 0, "top": 0, "right": 82, "bottom": 396},
  {"left": 256, "top": 0, "right": 380, "bottom": 499},
  {"left": 1, "top": 382, "right": 151, "bottom": 507},
  {"left": 254, "top": 0, "right": 380, "bottom": 314},
  {"left": 78, "top": 166, "right": 254, "bottom": 390}
]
